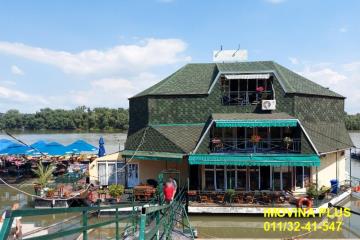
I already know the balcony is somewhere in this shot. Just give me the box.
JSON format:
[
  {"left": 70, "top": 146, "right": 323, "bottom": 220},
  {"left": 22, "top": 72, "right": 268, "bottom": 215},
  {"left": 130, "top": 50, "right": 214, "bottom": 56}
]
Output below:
[
  {"left": 221, "top": 91, "right": 273, "bottom": 106},
  {"left": 210, "top": 138, "right": 301, "bottom": 154}
]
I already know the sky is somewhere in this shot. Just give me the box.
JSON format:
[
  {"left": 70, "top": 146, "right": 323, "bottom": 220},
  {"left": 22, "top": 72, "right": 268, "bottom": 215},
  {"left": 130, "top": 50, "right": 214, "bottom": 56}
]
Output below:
[{"left": 0, "top": 0, "right": 359, "bottom": 113}]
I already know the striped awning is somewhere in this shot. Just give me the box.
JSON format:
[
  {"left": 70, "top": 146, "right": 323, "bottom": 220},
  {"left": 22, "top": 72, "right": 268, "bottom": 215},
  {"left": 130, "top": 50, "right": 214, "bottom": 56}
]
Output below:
[
  {"left": 188, "top": 154, "right": 320, "bottom": 167},
  {"left": 215, "top": 119, "right": 298, "bottom": 128},
  {"left": 225, "top": 74, "right": 271, "bottom": 80}
]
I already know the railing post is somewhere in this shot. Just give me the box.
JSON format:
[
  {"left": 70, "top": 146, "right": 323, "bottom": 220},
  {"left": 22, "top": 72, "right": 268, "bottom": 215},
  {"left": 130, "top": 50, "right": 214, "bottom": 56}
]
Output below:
[
  {"left": 82, "top": 210, "right": 88, "bottom": 240},
  {"left": 139, "top": 212, "right": 147, "bottom": 240},
  {"left": 155, "top": 210, "right": 160, "bottom": 240},
  {"left": 0, "top": 211, "right": 13, "bottom": 240},
  {"left": 115, "top": 207, "right": 119, "bottom": 240}
]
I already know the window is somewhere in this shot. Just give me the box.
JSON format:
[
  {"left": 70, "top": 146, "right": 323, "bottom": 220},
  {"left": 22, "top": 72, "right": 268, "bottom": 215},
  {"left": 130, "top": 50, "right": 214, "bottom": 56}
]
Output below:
[
  {"left": 221, "top": 75, "right": 273, "bottom": 106},
  {"left": 236, "top": 167, "right": 247, "bottom": 189},
  {"left": 295, "top": 166, "right": 311, "bottom": 188},
  {"left": 226, "top": 166, "right": 236, "bottom": 189},
  {"left": 249, "top": 167, "right": 260, "bottom": 190},
  {"left": 98, "top": 161, "right": 125, "bottom": 186}
]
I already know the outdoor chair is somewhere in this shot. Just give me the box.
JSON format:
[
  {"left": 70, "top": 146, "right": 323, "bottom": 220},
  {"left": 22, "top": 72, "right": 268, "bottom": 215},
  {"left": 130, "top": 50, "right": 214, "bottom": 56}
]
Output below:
[
  {"left": 216, "top": 193, "right": 225, "bottom": 204},
  {"left": 200, "top": 194, "right": 210, "bottom": 203},
  {"left": 233, "top": 193, "right": 244, "bottom": 204},
  {"left": 244, "top": 192, "right": 255, "bottom": 204}
]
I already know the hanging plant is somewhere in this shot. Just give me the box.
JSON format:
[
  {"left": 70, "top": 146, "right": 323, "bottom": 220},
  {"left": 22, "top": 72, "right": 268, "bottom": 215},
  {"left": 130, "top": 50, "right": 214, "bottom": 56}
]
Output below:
[
  {"left": 211, "top": 137, "right": 222, "bottom": 144},
  {"left": 250, "top": 135, "right": 261, "bottom": 144},
  {"left": 256, "top": 86, "right": 265, "bottom": 92}
]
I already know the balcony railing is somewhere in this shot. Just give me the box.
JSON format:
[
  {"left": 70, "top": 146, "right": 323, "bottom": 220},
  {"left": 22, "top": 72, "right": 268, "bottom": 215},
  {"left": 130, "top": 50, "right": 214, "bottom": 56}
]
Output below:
[
  {"left": 222, "top": 90, "right": 273, "bottom": 106},
  {"left": 210, "top": 138, "right": 301, "bottom": 154}
]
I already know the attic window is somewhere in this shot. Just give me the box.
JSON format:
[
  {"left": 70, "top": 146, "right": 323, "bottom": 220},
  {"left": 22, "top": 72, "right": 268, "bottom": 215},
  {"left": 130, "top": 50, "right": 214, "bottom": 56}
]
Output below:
[{"left": 221, "top": 74, "right": 274, "bottom": 106}]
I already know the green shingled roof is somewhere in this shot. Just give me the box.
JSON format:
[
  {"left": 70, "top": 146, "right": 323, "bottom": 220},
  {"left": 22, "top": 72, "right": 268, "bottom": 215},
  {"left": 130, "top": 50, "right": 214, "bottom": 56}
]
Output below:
[
  {"left": 133, "top": 61, "right": 343, "bottom": 98},
  {"left": 125, "top": 124, "right": 205, "bottom": 154},
  {"left": 133, "top": 63, "right": 218, "bottom": 98},
  {"left": 302, "top": 121, "right": 353, "bottom": 154}
]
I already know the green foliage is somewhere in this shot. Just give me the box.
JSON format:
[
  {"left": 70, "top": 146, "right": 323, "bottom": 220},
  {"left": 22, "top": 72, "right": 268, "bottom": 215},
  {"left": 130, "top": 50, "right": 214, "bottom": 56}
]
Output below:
[
  {"left": 225, "top": 189, "right": 236, "bottom": 203},
  {"left": 108, "top": 184, "right": 125, "bottom": 198},
  {"left": 0, "top": 106, "right": 128, "bottom": 131},
  {"left": 32, "top": 162, "right": 56, "bottom": 188},
  {"left": 345, "top": 113, "right": 360, "bottom": 130}
]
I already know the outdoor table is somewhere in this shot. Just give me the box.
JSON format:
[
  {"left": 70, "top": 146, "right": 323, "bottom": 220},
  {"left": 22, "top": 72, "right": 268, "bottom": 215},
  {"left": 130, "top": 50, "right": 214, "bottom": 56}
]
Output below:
[{"left": 134, "top": 185, "right": 156, "bottom": 201}]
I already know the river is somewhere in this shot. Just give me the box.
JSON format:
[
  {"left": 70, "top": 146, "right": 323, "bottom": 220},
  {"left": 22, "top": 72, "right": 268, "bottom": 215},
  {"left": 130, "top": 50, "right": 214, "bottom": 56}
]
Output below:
[{"left": 0, "top": 131, "right": 360, "bottom": 239}]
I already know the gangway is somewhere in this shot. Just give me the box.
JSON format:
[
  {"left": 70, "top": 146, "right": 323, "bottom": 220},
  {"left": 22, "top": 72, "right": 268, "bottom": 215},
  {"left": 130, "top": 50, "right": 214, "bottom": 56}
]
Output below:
[{"left": 0, "top": 171, "right": 195, "bottom": 240}]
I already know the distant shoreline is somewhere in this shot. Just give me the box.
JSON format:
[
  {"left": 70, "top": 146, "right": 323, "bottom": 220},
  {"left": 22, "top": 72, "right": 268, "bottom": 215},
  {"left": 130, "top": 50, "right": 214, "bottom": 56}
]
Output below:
[{"left": 0, "top": 129, "right": 127, "bottom": 135}]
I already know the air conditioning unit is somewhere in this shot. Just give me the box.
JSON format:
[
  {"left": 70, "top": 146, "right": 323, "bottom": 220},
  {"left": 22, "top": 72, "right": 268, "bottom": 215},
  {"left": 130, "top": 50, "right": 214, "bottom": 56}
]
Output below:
[{"left": 262, "top": 100, "right": 276, "bottom": 110}]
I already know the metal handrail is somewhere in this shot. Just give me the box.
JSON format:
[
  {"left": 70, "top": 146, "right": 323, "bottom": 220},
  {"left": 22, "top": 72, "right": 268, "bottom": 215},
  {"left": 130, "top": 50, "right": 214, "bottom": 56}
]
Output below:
[
  {"left": 222, "top": 90, "right": 273, "bottom": 105},
  {"left": 211, "top": 138, "right": 301, "bottom": 153},
  {"left": 139, "top": 187, "right": 195, "bottom": 240}
]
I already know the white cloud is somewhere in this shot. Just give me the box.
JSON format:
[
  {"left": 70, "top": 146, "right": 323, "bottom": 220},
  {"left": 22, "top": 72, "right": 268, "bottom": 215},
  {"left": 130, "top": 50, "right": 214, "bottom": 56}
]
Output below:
[
  {"left": 0, "top": 85, "right": 47, "bottom": 104},
  {"left": 289, "top": 57, "right": 299, "bottom": 65},
  {"left": 11, "top": 65, "right": 24, "bottom": 75},
  {"left": 339, "top": 26, "right": 348, "bottom": 33},
  {"left": 0, "top": 39, "right": 191, "bottom": 75},
  {"left": 299, "top": 66, "right": 347, "bottom": 86},
  {"left": 265, "top": 0, "right": 286, "bottom": 4},
  {"left": 0, "top": 38, "right": 192, "bottom": 112},
  {"left": 296, "top": 61, "right": 360, "bottom": 113},
  {"left": 69, "top": 73, "right": 159, "bottom": 108}
]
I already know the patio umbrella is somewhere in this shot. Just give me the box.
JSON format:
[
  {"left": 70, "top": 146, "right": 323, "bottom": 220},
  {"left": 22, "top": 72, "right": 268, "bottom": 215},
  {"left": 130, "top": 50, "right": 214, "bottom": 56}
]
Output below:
[
  {"left": 98, "top": 137, "right": 105, "bottom": 157},
  {"left": 30, "top": 140, "right": 47, "bottom": 149},
  {"left": 0, "top": 139, "right": 14, "bottom": 151},
  {"left": 33, "top": 142, "right": 70, "bottom": 156},
  {"left": 0, "top": 143, "right": 32, "bottom": 155},
  {"left": 66, "top": 140, "right": 97, "bottom": 153}
]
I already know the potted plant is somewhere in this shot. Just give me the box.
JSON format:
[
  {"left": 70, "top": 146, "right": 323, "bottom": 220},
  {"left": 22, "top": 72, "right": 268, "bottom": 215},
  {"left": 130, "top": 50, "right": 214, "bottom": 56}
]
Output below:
[
  {"left": 306, "top": 183, "right": 320, "bottom": 199},
  {"left": 250, "top": 134, "right": 261, "bottom": 152},
  {"left": 97, "top": 188, "right": 107, "bottom": 201},
  {"left": 108, "top": 184, "right": 125, "bottom": 203},
  {"left": 225, "top": 189, "right": 236, "bottom": 204},
  {"left": 46, "top": 188, "right": 55, "bottom": 198},
  {"left": 32, "top": 162, "right": 56, "bottom": 196},
  {"left": 256, "top": 86, "right": 264, "bottom": 92},
  {"left": 283, "top": 137, "right": 293, "bottom": 151}
]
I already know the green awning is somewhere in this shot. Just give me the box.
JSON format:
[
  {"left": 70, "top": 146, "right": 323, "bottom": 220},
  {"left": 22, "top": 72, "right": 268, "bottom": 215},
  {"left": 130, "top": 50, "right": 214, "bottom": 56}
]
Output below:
[
  {"left": 188, "top": 154, "right": 320, "bottom": 167},
  {"left": 215, "top": 119, "right": 298, "bottom": 128},
  {"left": 122, "top": 150, "right": 183, "bottom": 162}
]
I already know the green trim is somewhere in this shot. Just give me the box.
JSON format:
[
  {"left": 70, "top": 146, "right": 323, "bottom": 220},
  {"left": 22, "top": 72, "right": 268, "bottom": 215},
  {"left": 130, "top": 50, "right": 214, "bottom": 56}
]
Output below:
[
  {"left": 122, "top": 150, "right": 183, "bottom": 162},
  {"left": 215, "top": 119, "right": 298, "bottom": 128},
  {"left": 150, "top": 122, "right": 205, "bottom": 127},
  {"left": 188, "top": 153, "right": 320, "bottom": 167}
]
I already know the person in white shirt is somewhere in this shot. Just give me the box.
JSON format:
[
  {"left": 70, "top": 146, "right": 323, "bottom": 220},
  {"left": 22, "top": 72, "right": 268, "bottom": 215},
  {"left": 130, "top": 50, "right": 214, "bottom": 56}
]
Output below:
[{"left": 0, "top": 203, "right": 22, "bottom": 239}]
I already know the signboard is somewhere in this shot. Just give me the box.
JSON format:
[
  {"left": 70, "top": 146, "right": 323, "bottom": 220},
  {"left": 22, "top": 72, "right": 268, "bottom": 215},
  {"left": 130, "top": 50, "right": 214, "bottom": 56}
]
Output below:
[{"left": 213, "top": 49, "right": 248, "bottom": 62}]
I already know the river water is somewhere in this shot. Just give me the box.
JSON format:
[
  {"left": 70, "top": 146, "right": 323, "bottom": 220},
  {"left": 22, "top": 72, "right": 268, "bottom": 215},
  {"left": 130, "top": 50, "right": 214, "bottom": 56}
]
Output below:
[{"left": 0, "top": 131, "right": 360, "bottom": 239}]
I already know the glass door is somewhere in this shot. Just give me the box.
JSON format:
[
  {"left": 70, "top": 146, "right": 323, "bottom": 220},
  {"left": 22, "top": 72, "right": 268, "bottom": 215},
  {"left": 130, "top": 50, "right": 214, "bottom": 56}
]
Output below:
[
  {"left": 98, "top": 163, "right": 107, "bottom": 186},
  {"left": 226, "top": 166, "right": 236, "bottom": 189},
  {"left": 249, "top": 167, "right": 260, "bottom": 190}
]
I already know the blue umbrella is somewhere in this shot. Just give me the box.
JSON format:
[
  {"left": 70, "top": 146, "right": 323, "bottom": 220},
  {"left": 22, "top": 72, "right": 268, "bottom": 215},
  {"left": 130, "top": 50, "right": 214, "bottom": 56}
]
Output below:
[
  {"left": 30, "top": 140, "right": 47, "bottom": 149},
  {"left": 66, "top": 140, "right": 97, "bottom": 153},
  {"left": 0, "top": 143, "right": 32, "bottom": 155},
  {"left": 0, "top": 139, "right": 14, "bottom": 151},
  {"left": 98, "top": 137, "right": 105, "bottom": 157},
  {"left": 33, "top": 142, "right": 69, "bottom": 156}
]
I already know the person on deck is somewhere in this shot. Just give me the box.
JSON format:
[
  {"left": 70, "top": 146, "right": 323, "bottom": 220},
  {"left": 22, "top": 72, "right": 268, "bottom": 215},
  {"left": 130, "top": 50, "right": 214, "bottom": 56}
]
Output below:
[
  {"left": 169, "top": 177, "right": 177, "bottom": 199},
  {"left": 0, "top": 203, "right": 22, "bottom": 239},
  {"left": 163, "top": 181, "right": 175, "bottom": 203}
]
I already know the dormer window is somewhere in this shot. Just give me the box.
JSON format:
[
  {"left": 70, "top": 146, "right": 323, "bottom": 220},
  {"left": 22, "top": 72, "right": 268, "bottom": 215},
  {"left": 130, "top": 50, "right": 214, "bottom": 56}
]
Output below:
[{"left": 221, "top": 74, "right": 274, "bottom": 105}]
